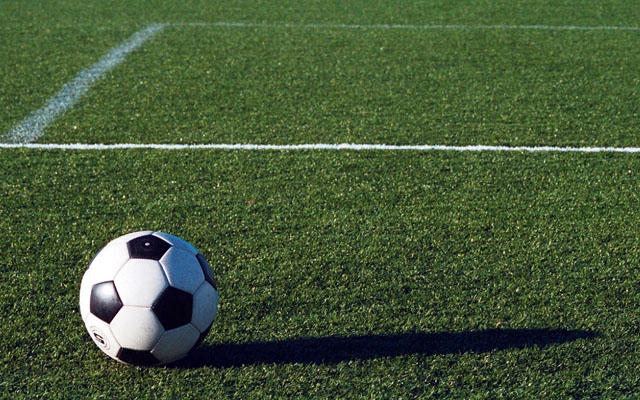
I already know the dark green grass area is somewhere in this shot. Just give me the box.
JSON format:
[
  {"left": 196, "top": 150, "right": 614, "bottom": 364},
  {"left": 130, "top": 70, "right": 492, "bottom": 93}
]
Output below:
[
  {"left": 45, "top": 25, "right": 640, "bottom": 147},
  {"left": 2, "top": 150, "right": 640, "bottom": 397},
  {"left": 3, "top": 0, "right": 640, "bottom": 398}
]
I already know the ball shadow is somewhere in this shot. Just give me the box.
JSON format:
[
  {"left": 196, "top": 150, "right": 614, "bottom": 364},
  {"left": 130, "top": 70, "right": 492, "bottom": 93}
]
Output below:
[{"left": 173, "top": 328, "right": 597, "bottom": 369}]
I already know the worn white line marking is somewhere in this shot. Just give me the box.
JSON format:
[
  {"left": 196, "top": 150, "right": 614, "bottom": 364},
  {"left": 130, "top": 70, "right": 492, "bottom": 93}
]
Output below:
[
  {"left": 3, "top": 23, "right": 167, "bottom": 144},
  {"left": 178, "top": 21, "right": 640, "bottom": 31},
  {"left": 2, "top": 143, "right": 640, "bottom": 153}
]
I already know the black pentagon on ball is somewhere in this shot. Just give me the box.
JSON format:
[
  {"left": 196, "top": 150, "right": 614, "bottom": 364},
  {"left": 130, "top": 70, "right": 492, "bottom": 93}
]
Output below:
[
  {"left": 117, "top": 348, "right": 161, "bottom": 366},
  {"left": 90, "top": 281, "right": 123, "bottom": 323},
  {"left": 127, "top": 234, "right": 171, "bottom": 260},
  {"left": 152, "top": 286, "right": 193, "bottom": 330},
  {"left": 196, "top": 253, "right": 217, "bottom": 289}
]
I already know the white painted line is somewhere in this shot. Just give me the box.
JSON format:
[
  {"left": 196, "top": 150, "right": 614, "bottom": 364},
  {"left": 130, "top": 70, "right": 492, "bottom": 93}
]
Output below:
[
  {"left": 3, "top": 23, "right": 167, "bottom": 144},
  {"left": 178, "top": 21, "right": 640, "bottom": 31},
  {"left": 2, "top": 142, "right": 640, "bottom": 153}
]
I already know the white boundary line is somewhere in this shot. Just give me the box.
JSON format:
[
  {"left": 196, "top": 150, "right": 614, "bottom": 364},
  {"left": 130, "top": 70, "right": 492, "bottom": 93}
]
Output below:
[
  {"left": 2, "top": 142, "right": 640, "bottom": 153},
  {"left": 180, "top": 21, "right": 640, "bottom": 31}
]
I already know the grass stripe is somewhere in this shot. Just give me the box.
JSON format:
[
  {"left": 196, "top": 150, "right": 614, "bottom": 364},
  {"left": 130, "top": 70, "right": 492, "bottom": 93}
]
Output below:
[
  {"left": 3, "top": 143, "right": 640, "bottom": 153},
  {"left": 2, "top": 23, "right": 167, "bottom": 144},
  {"left": 4, "top": 21, "right": 637, "bottom": 144}
]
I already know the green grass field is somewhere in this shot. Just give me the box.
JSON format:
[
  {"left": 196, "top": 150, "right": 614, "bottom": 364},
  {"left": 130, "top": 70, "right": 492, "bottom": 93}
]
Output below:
[{"left": 2, "top": 1, "right": 640, "bottom": 398}]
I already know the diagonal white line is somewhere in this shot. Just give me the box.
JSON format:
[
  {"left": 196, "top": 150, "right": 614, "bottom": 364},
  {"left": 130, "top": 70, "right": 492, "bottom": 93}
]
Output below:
[
  {"left": 3, "top": 23, "right": 167, "bottom": 144},
  {"left": 2, "top": 143, "right": 640, "bottom": 153}
]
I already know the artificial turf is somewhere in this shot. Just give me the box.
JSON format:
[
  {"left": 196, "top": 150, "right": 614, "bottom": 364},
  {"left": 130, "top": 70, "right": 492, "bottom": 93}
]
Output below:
[
  {"left": 2, "top": 150, "right": 640, "bottom": 397},
  {"left": 2, "top": 0, "right": 640, "bottom": 398}
]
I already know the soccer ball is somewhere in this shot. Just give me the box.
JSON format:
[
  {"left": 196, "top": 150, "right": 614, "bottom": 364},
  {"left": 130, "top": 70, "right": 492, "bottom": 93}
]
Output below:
[{"left": 79, "top": 231, "right": 218, "bottom": 366}]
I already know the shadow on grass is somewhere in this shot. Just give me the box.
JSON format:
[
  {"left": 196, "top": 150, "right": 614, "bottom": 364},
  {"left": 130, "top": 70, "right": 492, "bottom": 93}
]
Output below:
[{"left": 175, "top": 328, "right": 597, "bottom": 368}]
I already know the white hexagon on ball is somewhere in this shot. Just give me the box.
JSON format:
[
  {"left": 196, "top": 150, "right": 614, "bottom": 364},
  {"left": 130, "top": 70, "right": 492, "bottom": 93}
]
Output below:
[
  {"left": 192, "top": 282, "right": 219, "bottom": 333},
  {"left": 159, "top": 247, "right": 205, "bottom": 293},
  {"left": 110, "top": 306, "right": 164, "bottom": 350},
  {"left": 87, "top": 241, "right": 130, "bottom": 283},
  {"left": 152, "top": 324, "right": 201, "bottom": 364},
  {"left": 114, "top": 259, "right": 168, "bottom": 307},
  {"left": 78, "top": 273, "right": 94, "bottom": 320},
  {"left": 83, "top": 313, "right": 122, "bottom": 360}
]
